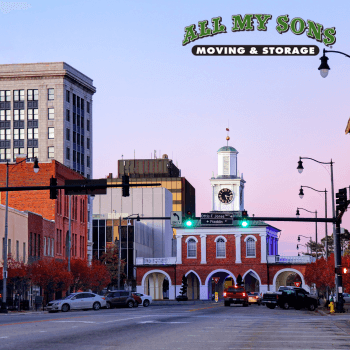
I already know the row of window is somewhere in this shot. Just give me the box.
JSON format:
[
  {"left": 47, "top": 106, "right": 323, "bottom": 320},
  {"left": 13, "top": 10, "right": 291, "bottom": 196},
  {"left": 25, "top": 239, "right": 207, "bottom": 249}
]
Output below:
[
  {"left": 0, "top": 147, "right": 54, "bottom": 160},
  {"left": 66, "top": 109, "right": 90, "bottom": 131},
  {"left": 186, "top": 237, "right": 256, "bottom": 259},
  {"left": 0, "top": 127, "right": 53, "bottom": 140},
  {"left": 66, "top": 91, "right": 90, "bottom": 113},
  {"left": 2, "top": 238, "right": 26, "bottom": 262},
  {"left": 0, "top": 89, "right": 53, "bottom": 102},
  {"left": 43, "top": 237, "right": 54, "bottom": 257},
  {"left": 65, "top": 147, "right": 90, "bottom": 167},
  {"left": 0, "top": 108, "right": 53, "bottom": 121}
]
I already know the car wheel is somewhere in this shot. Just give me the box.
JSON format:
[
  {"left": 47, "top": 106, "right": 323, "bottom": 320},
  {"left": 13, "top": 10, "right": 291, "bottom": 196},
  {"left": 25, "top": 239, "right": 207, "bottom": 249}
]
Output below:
[
  {"left": 106, "top": 302, "right": 111, "bottom": 309},
  {"left": 283, "top": 302, "right": 289, "bottom": 310},
  {"left": 127, "top": 301, "right": 134, "bottom": 308},
  {"left": 93, "top": 302, "right": 101, "bottom": 311},
  {"left": 143, "top": 300, "right": 150, "bottom": 307},
  {"left": 134, "top": 302, "right": 139, "bottom": 308},
  {"left": 224, "top": 301, "right": 230, "bottom": 307},
  {"left": 308, "top": 303, "right": 316, "bottom": 311},
  {"left": 61, "top": 304, "right": 70, "bottom": 312}
]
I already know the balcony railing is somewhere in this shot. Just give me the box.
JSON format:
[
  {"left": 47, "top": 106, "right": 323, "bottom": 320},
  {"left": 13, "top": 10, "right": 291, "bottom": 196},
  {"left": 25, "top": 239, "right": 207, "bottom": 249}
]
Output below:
[
  {"left": 267, "top": 255, "right": 315, "bottom": 264},
  {"left": 136, "top": 257, "right": 177, "bottom": 265}
]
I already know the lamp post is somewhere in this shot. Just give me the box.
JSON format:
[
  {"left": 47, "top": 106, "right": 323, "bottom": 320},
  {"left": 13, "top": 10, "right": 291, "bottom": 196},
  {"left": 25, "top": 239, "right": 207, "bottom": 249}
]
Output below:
[
  {"left": 1, "top": 157, "right": 39, "bottom": 313},
  {"left": 297, "top": 156, "right": 343, "bottom": 311},
  {"left": 299, "top": 186, "right": 328, "bottom": 258},
  {"left": 318, "top": 48, "right": 350, "bottom": 78},
  {"left": 296, "top": 208, "right": 318, "bottom": 258}
]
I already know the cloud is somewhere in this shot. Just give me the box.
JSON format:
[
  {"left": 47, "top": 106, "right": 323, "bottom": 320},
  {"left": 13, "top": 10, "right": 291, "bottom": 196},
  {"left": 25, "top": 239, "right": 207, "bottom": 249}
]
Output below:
[{"left": 0, "top": 2, "right": 31, "bottom": 14}]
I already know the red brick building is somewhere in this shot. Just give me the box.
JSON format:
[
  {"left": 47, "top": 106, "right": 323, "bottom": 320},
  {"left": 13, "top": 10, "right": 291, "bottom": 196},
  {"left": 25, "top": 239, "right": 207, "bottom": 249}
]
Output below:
[{"left": 0, "top": 157, "right": 88, "bottom": 261}]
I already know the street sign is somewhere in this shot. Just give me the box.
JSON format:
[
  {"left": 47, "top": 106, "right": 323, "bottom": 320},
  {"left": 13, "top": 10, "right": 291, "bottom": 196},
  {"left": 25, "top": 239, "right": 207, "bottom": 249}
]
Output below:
[
  {"left": 65, "top": 179, "right": 107, "bottom": 195},
  {"left": 294, "top": 282, "right": 301, "bottom": 287},
  {"left": 201, "top": 212, "right": 233, "bottom": 225},
  {"left": 213, "top": 277, "right": 220, "bottom": 284},
  {"left": 170, "top": 211, "right": 182, "bottom": 226}
]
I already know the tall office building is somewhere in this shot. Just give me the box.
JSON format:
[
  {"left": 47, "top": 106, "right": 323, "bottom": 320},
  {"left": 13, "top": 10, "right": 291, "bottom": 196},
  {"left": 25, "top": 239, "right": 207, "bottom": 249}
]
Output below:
[{"left": 0, "top": 62, "right": 96, "bottom": 260}]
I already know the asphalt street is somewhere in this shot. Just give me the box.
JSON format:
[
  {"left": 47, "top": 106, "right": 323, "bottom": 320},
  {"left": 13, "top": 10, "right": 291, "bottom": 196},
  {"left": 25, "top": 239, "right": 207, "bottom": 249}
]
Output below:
[{"left": 0, "top": 303, "right": 349, "bottom": 350}]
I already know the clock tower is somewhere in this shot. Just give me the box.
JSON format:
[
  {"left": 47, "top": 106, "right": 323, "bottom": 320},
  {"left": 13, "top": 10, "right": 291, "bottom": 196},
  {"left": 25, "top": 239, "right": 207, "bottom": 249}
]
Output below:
[{"left": 210, "top": 144, "right": 245, "bottom": 211}]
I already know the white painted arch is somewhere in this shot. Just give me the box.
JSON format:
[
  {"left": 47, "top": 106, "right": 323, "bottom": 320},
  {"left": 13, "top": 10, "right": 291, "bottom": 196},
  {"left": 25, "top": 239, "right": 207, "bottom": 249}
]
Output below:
[
  {"left": 185, "top": 236, "right": 198, "bottom": 243},
  {"left": 205, "top": 269, "right": 236, "bottom": 286},
  {"left": 272, "top": 268, "right": 309, "bottom": 292},
  {"left": 244, "top": 234, "right": 257, "bottom": 242},
  {"left": 185, "top": 270, "right": 203, "bottom": 285},
  {"left": 214, "top": 235, "right": 227, "bottom": 242},
  {"left": 242, "top": 269, "right": 262, "bottom": 286},
  {"left": 141, "top": 269, "right": 173, "bottom": 287}
]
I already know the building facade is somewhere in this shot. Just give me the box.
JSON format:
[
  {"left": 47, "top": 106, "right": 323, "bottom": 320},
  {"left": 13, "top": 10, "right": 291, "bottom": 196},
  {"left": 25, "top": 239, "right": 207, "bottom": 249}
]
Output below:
[{"left": 0, "top": 62, "right": 96, "bottom": 260}]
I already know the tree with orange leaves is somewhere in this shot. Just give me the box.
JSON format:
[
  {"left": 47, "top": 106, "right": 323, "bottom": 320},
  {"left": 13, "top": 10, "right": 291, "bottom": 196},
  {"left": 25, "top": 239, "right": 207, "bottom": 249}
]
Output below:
[
  {"left": 88, "top": 259, "right": 111, "bottom": 293},
  {"left": 70, "top": 258, "right": 91, "bottom": 292}
]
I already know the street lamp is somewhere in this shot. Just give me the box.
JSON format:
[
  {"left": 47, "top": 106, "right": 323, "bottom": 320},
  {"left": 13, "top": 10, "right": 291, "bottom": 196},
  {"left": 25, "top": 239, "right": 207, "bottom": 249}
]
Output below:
[
  {"left": 299, "top": 185, "right": 329, "bottom": 258},
  {"left": 1, "top": 157, "right": 39, "bottom": 313},
  {"left": 298, "top": 235, "right": 313, "bottom": 256},
  {"left": 318, "top": 48, "right": 350, "bottom": 78},
  {"left": 296, "top": 207, "right": 318, "bottom": 258}
]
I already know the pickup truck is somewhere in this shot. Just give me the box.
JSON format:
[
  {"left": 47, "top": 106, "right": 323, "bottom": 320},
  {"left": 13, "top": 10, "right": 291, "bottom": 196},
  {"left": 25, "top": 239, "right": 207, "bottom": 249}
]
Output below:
[
  {"left": 262, "top": 287, "right": 318, "bottom": 311},
  {"left": 223, "top": 286, "right": 249, "bottom": 307}
]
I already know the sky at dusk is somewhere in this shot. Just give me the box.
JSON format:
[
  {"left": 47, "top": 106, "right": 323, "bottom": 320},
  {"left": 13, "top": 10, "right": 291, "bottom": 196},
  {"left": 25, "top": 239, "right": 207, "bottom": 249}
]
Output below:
[{"left": 1, "top": 0, "right": 349, "bottom": 255}]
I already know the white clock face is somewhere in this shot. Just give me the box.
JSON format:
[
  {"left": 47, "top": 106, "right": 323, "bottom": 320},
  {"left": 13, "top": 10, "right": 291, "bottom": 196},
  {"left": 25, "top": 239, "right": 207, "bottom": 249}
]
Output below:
[{"left": 218, "top": 188, "right": 233, "bottom": 204}]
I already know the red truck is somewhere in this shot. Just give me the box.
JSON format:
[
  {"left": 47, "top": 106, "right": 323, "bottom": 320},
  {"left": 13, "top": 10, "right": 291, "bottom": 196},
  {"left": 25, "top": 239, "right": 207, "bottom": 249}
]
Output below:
[{"left": 223, "top": 286, "right": 249, "bottom": 307}]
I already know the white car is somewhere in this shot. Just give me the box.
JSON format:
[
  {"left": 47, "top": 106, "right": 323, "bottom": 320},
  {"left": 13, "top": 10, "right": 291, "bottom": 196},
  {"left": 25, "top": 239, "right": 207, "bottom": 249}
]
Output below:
[
  {"left": 46, "top": 292, "right": 106, "bottom": 312},
  {"left": 134, "top": 293, "right": 152, "bottom": 307}
]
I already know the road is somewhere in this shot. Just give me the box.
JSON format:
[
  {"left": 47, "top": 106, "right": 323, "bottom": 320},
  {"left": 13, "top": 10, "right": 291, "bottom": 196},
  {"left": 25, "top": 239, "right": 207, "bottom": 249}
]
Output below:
[{"left": 0, "top": 303, "right": 349, "bottom": 350}]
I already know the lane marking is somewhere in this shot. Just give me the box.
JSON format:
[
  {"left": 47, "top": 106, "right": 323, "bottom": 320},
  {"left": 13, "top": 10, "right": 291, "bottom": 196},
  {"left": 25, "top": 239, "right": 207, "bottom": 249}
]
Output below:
[
  {"left": 52, "top": 321, "right": 96, "bottom": 324},
  {"left": 139, "top": 321, "right": 189, "bottom": 324}
]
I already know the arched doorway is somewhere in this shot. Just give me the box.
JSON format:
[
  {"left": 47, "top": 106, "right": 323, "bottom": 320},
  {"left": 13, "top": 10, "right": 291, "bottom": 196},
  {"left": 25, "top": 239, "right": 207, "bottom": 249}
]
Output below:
[
  {"left": 186, "top": 271, "right": 200, "bottom": 300},
  {"left": 273, "top": 268, "right": 307, "bottom": 292},
  {"left": 205, "top": 270, "right": 236, "bottom": 300},
  {"left": 243, "top": 270, "right": 261, "bottom": 292},
  {"left": 142, "top": 270, "right": 172, "bottom": 300}
]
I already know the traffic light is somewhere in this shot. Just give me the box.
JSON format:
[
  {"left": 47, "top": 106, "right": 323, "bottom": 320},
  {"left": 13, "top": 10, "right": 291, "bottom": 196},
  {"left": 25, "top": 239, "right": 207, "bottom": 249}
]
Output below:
[
  {"left": 241, "top": 210, "right": 249, "bottom": 227},
  {"left": 184, "top": 211, "right": 194, "bottom": 228},
  {"left": 49, "top": 177, "right": 58, "bottom": 200},
  {"left": 336, "top": 188, "right": 348, "bottom": 213},
  {"left": 122, "top": 175, "right": 130, "bottom": 197}
]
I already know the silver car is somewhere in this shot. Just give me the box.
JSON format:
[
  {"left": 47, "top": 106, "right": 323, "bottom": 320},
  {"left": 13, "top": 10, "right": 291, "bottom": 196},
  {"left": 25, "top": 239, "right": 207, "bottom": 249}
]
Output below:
[{"left": 46, "top": 292, "right": 106, "bottom": 312}]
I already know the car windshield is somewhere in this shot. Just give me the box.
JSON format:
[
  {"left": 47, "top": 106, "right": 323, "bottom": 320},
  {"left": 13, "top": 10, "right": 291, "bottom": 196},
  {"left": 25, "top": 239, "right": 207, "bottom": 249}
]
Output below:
[{"left": 63, "top": 294, "right": 77, "bottom": 300}]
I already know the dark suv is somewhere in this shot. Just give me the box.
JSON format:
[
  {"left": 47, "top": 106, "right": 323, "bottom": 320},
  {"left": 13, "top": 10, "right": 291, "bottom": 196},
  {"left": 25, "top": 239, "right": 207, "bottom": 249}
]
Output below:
[{"left": 105, "top": 291, "right": 136, "bottom": 308}]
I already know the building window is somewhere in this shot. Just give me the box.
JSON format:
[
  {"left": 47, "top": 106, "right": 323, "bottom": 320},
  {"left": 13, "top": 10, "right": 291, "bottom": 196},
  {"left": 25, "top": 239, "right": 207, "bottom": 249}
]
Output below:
[
  {"left": 0, "top": 90, "right": 11, "bottom": 102},
  {"left": 87, "top": 138, "right": 90, "bottom": 149},
  {"left": 87, "top": 156, "right": 90, "bottom": 168},
  {"left": 66, "top": 128, "right": 70, "bottom": 141},
  {"left": 73, "top": 94, "right": 76, "bottom": 106},
  {"left": 81, "top": 98, "right": 84, "bottom": 110},
  {"left": 66, "top": 90, "right": 70, "bottom": 102},
  {"left": 216, "top": 238, "right": 226, "bottom": 258},
  {"left": 66, "top": 109, "right": 70, "bottom": 121},
  {"left": 77, "top": 115, "right": 80, "bottom": 127},
  {"left": 27, "top": 147, "right": 38, "bottom": 159},
  {"left": 81, "top": 136, "right": 84, "bottom": 148},
  {"left": 47, "top": 237, "right": 50, "bottom": 257},
  {"left": 51, "top": 238, "right": 54, "bottom": 257},
  {"left": 48, "top": 108, "right": 54, "bottom": 119},
  {"left": 14, "top": 110, "right": 24, "bottom": 120},
  {"left": 87, "top": 101, "right": 90, "bottom": 113},
  {"left": 6, "top": 129, "right": 11, "bottom": 140},
  {"left": 77, "top": 96, "right": 80, "bottom": 109},
  {"left": 73, "top": 150, "right": 76, "bottom": 162},
  {"left": 14, "top": 90, "right": 24, "bottom": 101},
  {"left": 14, "top": 129, "right": 24, "bottom": 140},
  {"left": 187, "top": 238, "right": 197, "bottom": 258},
  {"left": 16, "top": 240, "right": 19, "bottom": 261},
  {"left": 0, "top": 110, "right": 11, "bottom": 121},
  {"left": 23, "top": 242, "right": 26, "bottom": 263},
  {"left": 27, "top": 89, "right": 38, "bottom": 101},
  {"left": 27, "top": 128, "right": 38, "bottom": 140},
  {"left": 28, "top": 108, "right": 38, "bottom": 120},
  {"left": 8, "top": 238, "right": 11, "bottom": 257},
  {"left": 73, "top": 113, "right": 76, "bottom": 125},
  {"left": 77, "top": 152, "right": 80, "bottom": 164},
  {"left": 48, "top": 127, "right": 54, "bottom": 139},
  {"left": 0, "top": 130, "right": 4, "bottom": 140},
  {"left": 246, "top": 237, "right": 256, "bottom": 257},
  {"left": 66, "top": 147, "right": 70, "bottom": 160},
  {"left": 48, "top": 88, "right": 54, "bottom": 100},
  {"left": 43, "top": 237, "right": 47, "bottom": 256},
  {"left": 81, "top": 116, "right": 84, "bottom": 129},
  {"left": 48, "top": 146, "right": 54, "bottom": 158},
  {"left": 87, "top": 119, "right": 90, "bottom": 131},
  {"left": 5, "top": 148, "right": 10, "bottom": 160},
  {"left": 73, "top": 131, "right": 76, "bottom": 143},
  {"left": 14, "top": 148, "right": 25, "bottom": 158}
]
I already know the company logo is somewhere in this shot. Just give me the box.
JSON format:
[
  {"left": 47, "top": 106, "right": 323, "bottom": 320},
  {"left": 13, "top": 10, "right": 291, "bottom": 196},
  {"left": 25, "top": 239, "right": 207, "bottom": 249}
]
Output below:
[{"left": 182, "top": 14, "right": 336, "bottom": 53}]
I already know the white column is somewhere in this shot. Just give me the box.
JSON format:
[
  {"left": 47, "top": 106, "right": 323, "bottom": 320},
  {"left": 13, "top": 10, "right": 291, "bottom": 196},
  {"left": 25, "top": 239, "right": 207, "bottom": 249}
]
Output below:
[
  {"left": 200, "top": 285, "right": 208, "bottom": 300},
  {"left": 155, "top": 273, "right": 159, "bottom": 300},
  {"left": 211, "top": 184, "right": 215, "bottom": 211},
  {"left": 176, "top": 235, "right": 182, "bottom": 264},
  {"left": 260, "top": 232, "right": 267, "bottom": 263},
  {"left": 235, "top": 234, "right": 241, "bottom": 263},
  {"left": 169, "top": 284, "right": 175, "bottom": 300},
  {"left": 200, "top": 234, "right": 207, "bottom": 264}
]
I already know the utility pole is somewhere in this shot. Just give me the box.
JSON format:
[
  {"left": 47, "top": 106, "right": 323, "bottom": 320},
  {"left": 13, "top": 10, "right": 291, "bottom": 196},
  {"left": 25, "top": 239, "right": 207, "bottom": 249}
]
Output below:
[{"left": 117, "top": 216, "right": 122, "bottom": 290}]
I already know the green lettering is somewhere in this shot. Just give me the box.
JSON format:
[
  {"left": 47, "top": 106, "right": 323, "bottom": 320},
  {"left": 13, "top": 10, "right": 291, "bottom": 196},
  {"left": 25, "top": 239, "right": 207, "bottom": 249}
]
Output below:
[
  {"left": 198, "top": 20, "right": 212, "bottom": 38},
  {"left": 212, "top": 16, "right": 226, "bottom": 35},
  {"left": 290, "top": 17, "right": 307, "bottom": 35},
  {"left": 306, "top": 20, "right": 323, "bottom": 42},
  {"left": 276, "top": 15, "right": 289, "bottom": 34},
  {"left": 255, "top": 14, "right": 272, "bottom": 31},
  {"left": 323, "top": 27, "right": 336, "bottom": 46},
  {"left": 232, "top": 14, "right": 254, "bottom": 32},
  {"left": 182, "top": 24, "right": 199, "bottom": 46}
]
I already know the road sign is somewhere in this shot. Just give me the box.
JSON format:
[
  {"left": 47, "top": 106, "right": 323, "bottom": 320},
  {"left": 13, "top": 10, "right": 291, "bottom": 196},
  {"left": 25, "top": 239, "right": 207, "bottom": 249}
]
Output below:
[
  {"left": 201, "top": 212, "right": 233, "bottom": 225},
  {"left": 201, "top": 213, "right": 233, "bottom": 219},
  {"left": 170, "top": 211, "right": 182, "bottom": 226},
  {"left": 65, "top": 179, "right": 107, "bottom": 195},
  {"left": 294, "top": 282, "right": 301, "bottom": 287},
  {"left": 213, "top": 277, "right": 220, "bottom": 284}
]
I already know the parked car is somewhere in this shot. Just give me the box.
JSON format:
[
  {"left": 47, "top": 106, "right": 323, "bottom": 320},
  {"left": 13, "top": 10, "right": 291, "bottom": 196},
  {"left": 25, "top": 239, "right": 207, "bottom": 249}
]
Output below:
[
  {"left": 262, "top": 287, "right": 318, "bottom": 311},
  {"left": 248, "top": 292, "right": 261, "bottom": 305},
  {"left": 223, "top": 285, "right": 249, "bottom": 307},
  {"left": 46, "top": 292, "right": 106, "bottom": 313},
  {"left": 105, "top": 291, "right": 136, "bottom": 308},
  {"left": 134, "top": 292, "right": 153, "bottom": 307}
]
